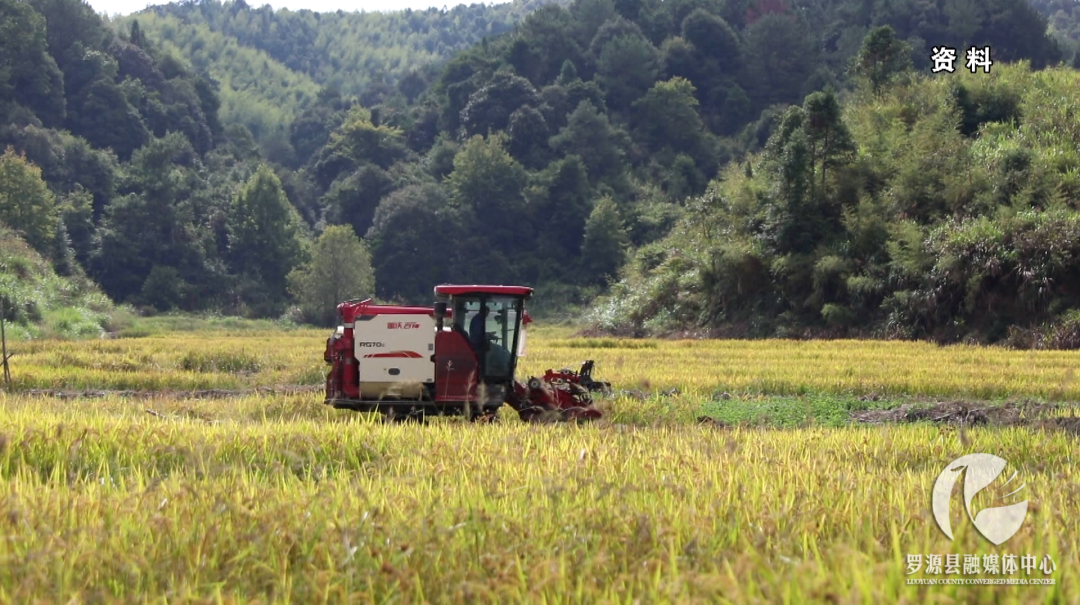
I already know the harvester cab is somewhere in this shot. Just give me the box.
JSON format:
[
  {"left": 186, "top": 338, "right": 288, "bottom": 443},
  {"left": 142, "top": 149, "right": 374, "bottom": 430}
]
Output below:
[
  {"left": 323, "top": 284, "right": 609, "bottom": 422},
  {"left": 430, "top": 285, "right": 531, "bottom": 415}
]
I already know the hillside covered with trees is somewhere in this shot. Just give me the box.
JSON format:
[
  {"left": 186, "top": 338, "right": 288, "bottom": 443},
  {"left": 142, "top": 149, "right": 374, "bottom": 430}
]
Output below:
[
  {"left": 2, "top": 0, "right": 1080, "bottom": 345},
  {"left": 265, "top": 0, "right": 1072, "bottom": 318},
  {"left": 593, "top": 61, "right": 1080, "bottom": 346},
  {"left": 1034, "top": 0, "right": 1080, "bottom": 56},
  {"left": 114, "top": 0, "right": 567, "bottom": 158}
]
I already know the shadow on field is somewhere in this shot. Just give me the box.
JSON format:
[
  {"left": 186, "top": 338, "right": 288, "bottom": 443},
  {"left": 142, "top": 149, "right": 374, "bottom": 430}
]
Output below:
[{"left": 850, "top": 401, "right": 1080, "bottom": 435}]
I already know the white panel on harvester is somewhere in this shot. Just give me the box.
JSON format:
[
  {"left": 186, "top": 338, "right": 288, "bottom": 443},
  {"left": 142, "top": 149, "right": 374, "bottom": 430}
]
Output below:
[{"left": 353, "top": 314, "right": 436, "bottom": 399}]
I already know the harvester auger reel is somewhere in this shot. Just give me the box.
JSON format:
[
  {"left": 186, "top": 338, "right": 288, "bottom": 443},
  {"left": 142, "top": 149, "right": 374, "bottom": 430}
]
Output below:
[
  {"left": 509, "top": 360, "right": 610, "bottom": 423},
  {"left": 323, "top": 285, "right": 609, "bottom": 423}
]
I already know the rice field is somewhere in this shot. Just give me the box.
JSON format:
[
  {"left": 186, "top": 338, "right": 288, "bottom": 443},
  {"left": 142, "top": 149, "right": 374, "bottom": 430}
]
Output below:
[
  {"left": 10, "top": 327, "right": 1080, "bottom": 401},
  {"left": 0, "top": 327, "right": 1078, "bottom": 602}
]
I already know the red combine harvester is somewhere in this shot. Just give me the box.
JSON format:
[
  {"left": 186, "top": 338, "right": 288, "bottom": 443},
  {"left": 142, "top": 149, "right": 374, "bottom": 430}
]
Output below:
[{"left": 324, "top": 284, "right": 610, "bottom": 422}]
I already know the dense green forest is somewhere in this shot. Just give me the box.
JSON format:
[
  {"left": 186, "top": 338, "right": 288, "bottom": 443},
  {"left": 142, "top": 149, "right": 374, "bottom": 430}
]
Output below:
[
  {"left": 594, "top": 63, "right": 1080, "bottom": 345},
  {"left": 1035, "top": 0, "right": 1080, "bottom": 54},
  {"left": 116, "top": 0, "right": 567, "bottom": 159},
  {"left": 114, "top": 12, "right": 321, "bottom": 160},
  {"left": 3, "top": 0, "right": 1080, "bottom": 345},
  {"left": 134, "top": 0, "right": 567, "bottom": 95}
]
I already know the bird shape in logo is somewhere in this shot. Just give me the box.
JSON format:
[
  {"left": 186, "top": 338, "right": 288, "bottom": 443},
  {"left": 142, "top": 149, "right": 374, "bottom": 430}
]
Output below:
[{"left": 931, "top": 453, "right": 1028, "bottom": 545}]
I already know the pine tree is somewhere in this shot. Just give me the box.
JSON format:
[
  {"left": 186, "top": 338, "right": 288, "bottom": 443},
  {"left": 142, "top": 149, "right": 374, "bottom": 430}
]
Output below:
[
  {"left": 50, "top": 216, "right": 75, "bottom": 277},
  {"left": 854, "top": 26, "right": 911, "bottom": 94},
  {"left": 557, "top": 59, "right": 579, "bottom": 84},
  {"left": 130, "top": 19, "right": 146, "bottom": 48}
]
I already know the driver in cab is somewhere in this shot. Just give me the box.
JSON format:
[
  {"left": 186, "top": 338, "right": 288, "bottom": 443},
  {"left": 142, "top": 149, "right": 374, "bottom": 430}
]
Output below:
[{"left": 469, "top": 304, "right": 511, "bottom": 376}]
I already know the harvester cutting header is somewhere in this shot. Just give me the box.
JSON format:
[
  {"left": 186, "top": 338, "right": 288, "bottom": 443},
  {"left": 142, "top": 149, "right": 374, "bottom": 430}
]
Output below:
[{"left": 324, "top": 284, "right": 609, "bottom": 422}]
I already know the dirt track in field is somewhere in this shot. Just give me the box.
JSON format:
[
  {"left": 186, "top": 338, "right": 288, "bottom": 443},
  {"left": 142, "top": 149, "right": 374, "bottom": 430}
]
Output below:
[{"left": 849, "top": 400, "right": 1080, "bottom": 434}]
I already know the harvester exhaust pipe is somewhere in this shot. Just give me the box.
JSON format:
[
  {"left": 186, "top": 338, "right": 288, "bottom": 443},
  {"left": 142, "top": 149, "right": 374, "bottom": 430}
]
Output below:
[{"left": 433, "top": 301, "right": 447, "bottom": 331}]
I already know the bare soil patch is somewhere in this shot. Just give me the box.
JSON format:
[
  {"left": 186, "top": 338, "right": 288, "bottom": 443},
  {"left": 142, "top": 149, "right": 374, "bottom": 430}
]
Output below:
[{"left": 850, "top": 400, "right": 1080, "bottom": 434}]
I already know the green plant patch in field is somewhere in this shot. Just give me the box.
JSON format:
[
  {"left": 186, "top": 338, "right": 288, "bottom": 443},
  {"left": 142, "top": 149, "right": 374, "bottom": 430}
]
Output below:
[{"left": 700, "top": 393, "right": 887, "bottom": 427}]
